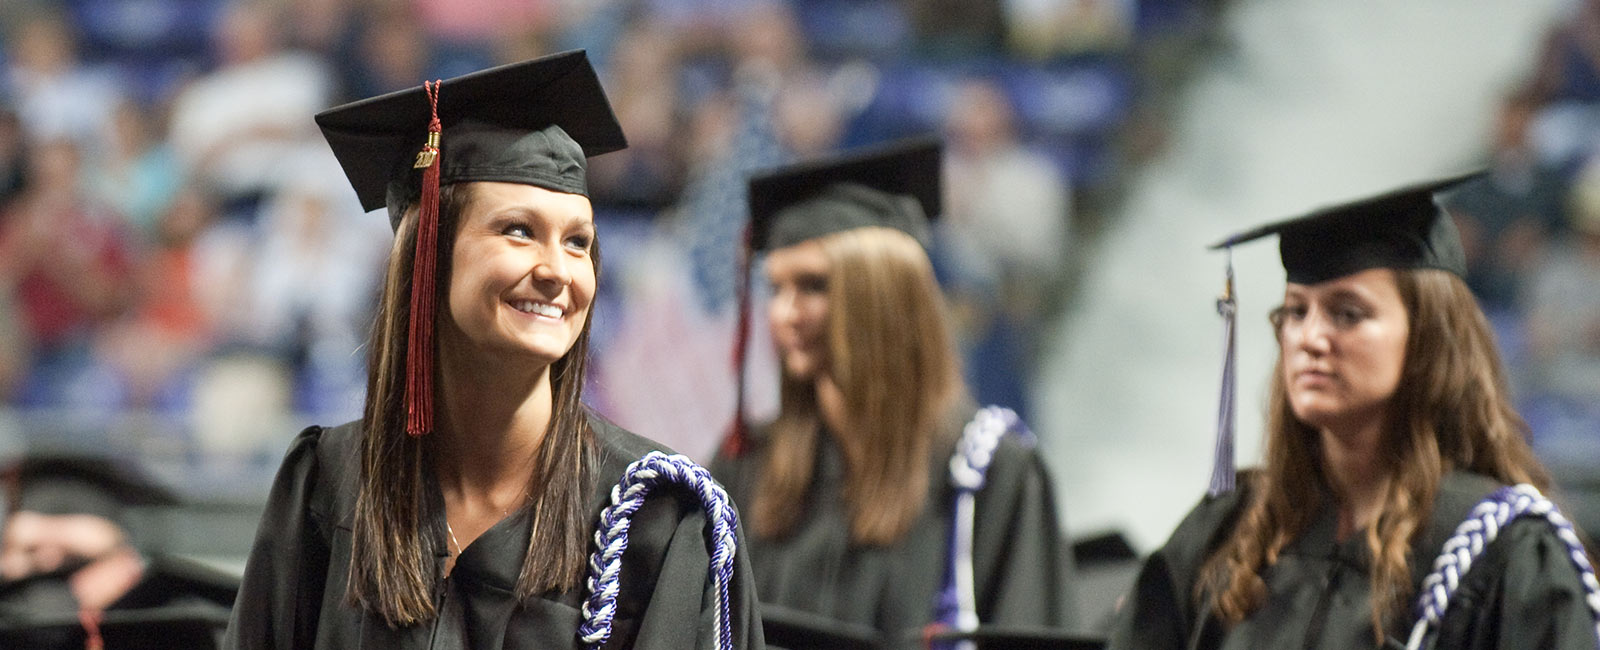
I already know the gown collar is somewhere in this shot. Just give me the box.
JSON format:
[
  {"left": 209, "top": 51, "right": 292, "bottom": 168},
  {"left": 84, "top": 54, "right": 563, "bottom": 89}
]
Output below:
[{"left": 424, "top": 462, "right": 536, "bottom": 594}]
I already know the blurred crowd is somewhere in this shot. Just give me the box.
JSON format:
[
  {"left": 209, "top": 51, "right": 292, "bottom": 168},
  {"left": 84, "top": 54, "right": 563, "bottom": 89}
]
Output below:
[
  {"left": 2, "top": 0, "right": 1597, "bottom": 482},
  {"left": 1445, "top": 0, "right": 1600, "bottom": 462},
  {"left": 0, "top": 0, "right": 1218, "bottom": 475}
]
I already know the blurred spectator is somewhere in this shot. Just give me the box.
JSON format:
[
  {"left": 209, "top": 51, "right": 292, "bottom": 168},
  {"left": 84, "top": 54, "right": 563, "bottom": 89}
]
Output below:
[
  {"left": 587, "top": 22, "right": 689, "bottom": 208},
  {"left": 1445, "top": 95, "right": 1570, "bottom": 315},
  {"left": 488, "top": 20, "right": 559, "bottom": 70},
  {"left": 942, "top": 78, "right": 1071, "bottom": 307},
  {"left": 1516, "top": 0, "right": 1600, "bottom": 169},
  {"left": 940, "top": 78, "right": 1071, "bottom": 419},
  {"left": 0, "top": 290, "right": 24, "bottom": 402},
  {"left": 673, "top": 72, "right": 786, "bottom": 318},
  {"left": 284, "top": 0, "right": 357, "bottom": 56},
  {"left": 2, "top": 9, "right": 125, "bottom": 154},
  {"left": 167, "top": 1, "right": 332, "bottom": 217},
  {"left": 905, "top": 0, "right": 1006, "bottom": 58},
  {"left": 721, "top": 1, "right": 849, "bottom": 157},
  {"left": 96, "top": 187, "right": 219, "bottom": 410},
  {"left": 1523, "top": 155, "right": 1600, "bottom": 405},
  {"left": 772, "top": 69, "right": 848, "bottom": 158},
  {"left": 414, "top": 0, "right": 559, "bottom": 49},
  {"left": 0, "top": 139, "right": 132, "bottom": 406},
  {"left": 87, "top": 101, "right": 184, "bottom": 240},
  {"left": 1004, "top": 0, "right": 1135, "bottom": 60},
  {"left": 335, "top": 4, "right": 436, "bottom": 100},
  {"left": 638, "top": 0, "right": 754, "bottom": 36},
  {"left": 727, "top": 1, "right": 809, "bottom": 76},
  {"left": 237, "top": 149, "right": 386, "bottom": 414},
  {"left": 0, "top": 107, "right": 25, "bottom": 206}
]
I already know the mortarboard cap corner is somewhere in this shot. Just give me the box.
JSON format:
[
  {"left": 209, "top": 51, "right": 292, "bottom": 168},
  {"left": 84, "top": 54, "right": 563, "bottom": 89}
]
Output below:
[
  {"left": 748, "top": 136, "right": 943, "bottom": 253},
  {"left": 5, "top": 456, "right": 178, "bottom": 521},
  {"left": 914, "top": 624, "right": 1107, "bottom": 650},
  {"left": 760, "top": 605, "right": 885, "bottom": 650}
]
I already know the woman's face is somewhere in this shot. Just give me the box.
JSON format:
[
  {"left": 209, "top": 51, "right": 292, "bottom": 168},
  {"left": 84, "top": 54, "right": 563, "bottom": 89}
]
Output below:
[
  {"left": 1276, "top": 268, "right": 1410, "bottom": 435},
  {"left": 443, "top": 182, "right": 596, "bottom": 368},
  {"left": 765, "top": 239, "right": 831, "bottom": 381}
]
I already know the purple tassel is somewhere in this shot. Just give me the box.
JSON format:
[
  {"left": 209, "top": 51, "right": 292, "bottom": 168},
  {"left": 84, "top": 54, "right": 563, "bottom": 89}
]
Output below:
[{"left": 1208, "top": 253, "right": 1237, "bottom": 497}]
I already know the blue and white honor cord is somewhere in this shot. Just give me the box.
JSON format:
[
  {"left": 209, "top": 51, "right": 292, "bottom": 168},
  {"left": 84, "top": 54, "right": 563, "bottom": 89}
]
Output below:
[
  {"left": 1405, "top": 483, "right": 1600, "bottom": 650},
  {"left": 579, "top": 452, "right": 741, "bottom": 650},
  {"left": 935, "top": 406, "right": 1034, "bottom": 646}
]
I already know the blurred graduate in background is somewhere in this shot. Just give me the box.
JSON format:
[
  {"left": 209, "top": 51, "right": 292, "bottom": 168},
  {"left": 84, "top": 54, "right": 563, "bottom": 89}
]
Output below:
[
  {"left": 0, "top": 456, "right": 238, "bottom": 649},
  {"left": 713, "top": 139, "right": 1076, "bottom": 649}
]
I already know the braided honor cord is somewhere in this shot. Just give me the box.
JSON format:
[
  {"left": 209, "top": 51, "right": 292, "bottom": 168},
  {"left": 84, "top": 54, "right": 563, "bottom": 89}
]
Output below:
[
  {"left": 579, "top": 452, "right": 741, "bottom": 650},
  {"left": 933, "top": 406, "right": 1034, "bottom": 643},
  {"left": 1404, "top": 484, "right": 1600, "bottom": 650}
]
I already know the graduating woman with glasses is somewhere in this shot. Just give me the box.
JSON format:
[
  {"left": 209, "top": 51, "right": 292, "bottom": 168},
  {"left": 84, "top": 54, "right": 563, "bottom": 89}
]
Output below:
[{"left": 1107, "top": 174, "right": 1600, "bottom": 650}]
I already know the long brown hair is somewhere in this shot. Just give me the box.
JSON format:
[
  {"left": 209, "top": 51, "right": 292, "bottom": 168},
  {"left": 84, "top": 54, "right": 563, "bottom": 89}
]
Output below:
[
  {"left": 751, "top": 226, "right": 964, "bottom": 545},
  {"left": 346, "top": 182, "right": 600, "bottom": 627},
  {"left": 1198, "top": 268, "right": 1549, "bottom": 642}
]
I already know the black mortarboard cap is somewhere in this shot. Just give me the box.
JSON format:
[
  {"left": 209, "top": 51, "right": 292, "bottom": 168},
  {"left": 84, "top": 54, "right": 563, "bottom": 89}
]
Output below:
[
  {"left": 748, "top": 137, "right": 942, "bottom": 253},
  {"left": 0, "top": 556, "right": 236, "bottom": 650},
  {"left": 915, "top": 625, "right": 1106, "bottom": 650},
  {"left": 5, "top": 457, "right": 177, "bottom": 526},
  {"left": 315, "top": 49, "right": 628, "bottom": 224},
  {"left": 0, "top": 603, "right": 231, "bottom": 650},
  {"left": 760, "top": 605, "right": 884, "bottom": 650},
  {"left": 1209, "top": 172, "right": 1482, "bottom": 284}
]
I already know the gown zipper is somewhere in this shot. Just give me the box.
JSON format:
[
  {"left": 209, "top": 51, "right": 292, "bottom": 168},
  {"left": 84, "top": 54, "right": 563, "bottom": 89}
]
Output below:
[{"left": 427, "top": 577, "right": 450, "bottom": 649}]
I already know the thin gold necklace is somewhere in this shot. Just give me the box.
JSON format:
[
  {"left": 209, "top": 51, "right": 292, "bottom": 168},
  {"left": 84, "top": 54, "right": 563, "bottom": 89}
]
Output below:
[
  {"left": 446, "top": 522, "right": 463, "bottom": 556},
  {"left": 444, "top": 492, "right": 529, "bottom": 557}
]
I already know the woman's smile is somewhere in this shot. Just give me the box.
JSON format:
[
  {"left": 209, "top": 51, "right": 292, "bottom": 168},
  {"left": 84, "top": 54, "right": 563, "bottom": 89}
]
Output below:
[{"left": 508, "top": 298, "right": 566, "bottom": 320}]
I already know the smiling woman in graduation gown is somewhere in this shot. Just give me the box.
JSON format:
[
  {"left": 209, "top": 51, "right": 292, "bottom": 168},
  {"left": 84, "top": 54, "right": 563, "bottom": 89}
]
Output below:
[
  {"left": 711, "top": 140, "right": 1071, "bottom": 642},
  {"left": 223, "top": 51, "right": 762, "bottom": 650},
  {"left": 1106, "top": 175, "right": 1599, "bottom": 650},
  {"left": 229, "top": 416, "right": 755, "bottom": 649}
]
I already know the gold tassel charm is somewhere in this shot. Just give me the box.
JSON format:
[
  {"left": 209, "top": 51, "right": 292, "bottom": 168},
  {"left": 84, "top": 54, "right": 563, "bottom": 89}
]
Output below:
[{"left": 413, "top": 130, "right": 440, "bottom": 169}]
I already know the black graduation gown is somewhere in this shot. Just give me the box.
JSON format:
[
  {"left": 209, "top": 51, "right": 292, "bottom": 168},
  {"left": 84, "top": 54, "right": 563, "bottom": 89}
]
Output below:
[
  {"left": 710, "top": 416, "right": 1071, "bottom": 644},
  {"left": 1106, "top": 472, "right": 1599, "bottom": 650},
  {"left": 223, "top": 413, "right": 765, "bottom": 650}
]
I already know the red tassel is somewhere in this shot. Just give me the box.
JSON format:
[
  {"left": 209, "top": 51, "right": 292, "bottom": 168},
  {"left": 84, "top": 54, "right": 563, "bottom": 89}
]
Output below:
[
  {"left": 405, "top": 80, "right": 443, "bottom": 436},
  {"left": 719, "top": 224, "right": 754, "bottom": 458},
  {"left": 79, "top": 608, "right": 103, "bottom": 650}
]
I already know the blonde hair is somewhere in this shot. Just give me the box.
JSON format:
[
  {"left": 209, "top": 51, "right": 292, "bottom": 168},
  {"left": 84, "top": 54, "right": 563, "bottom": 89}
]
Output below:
[
  {"left": 752, "top": 226, "right": 964, "bottom": 545},
  {"left": 1198, "top": 269, "right": 1549, "bottom": 643}
]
